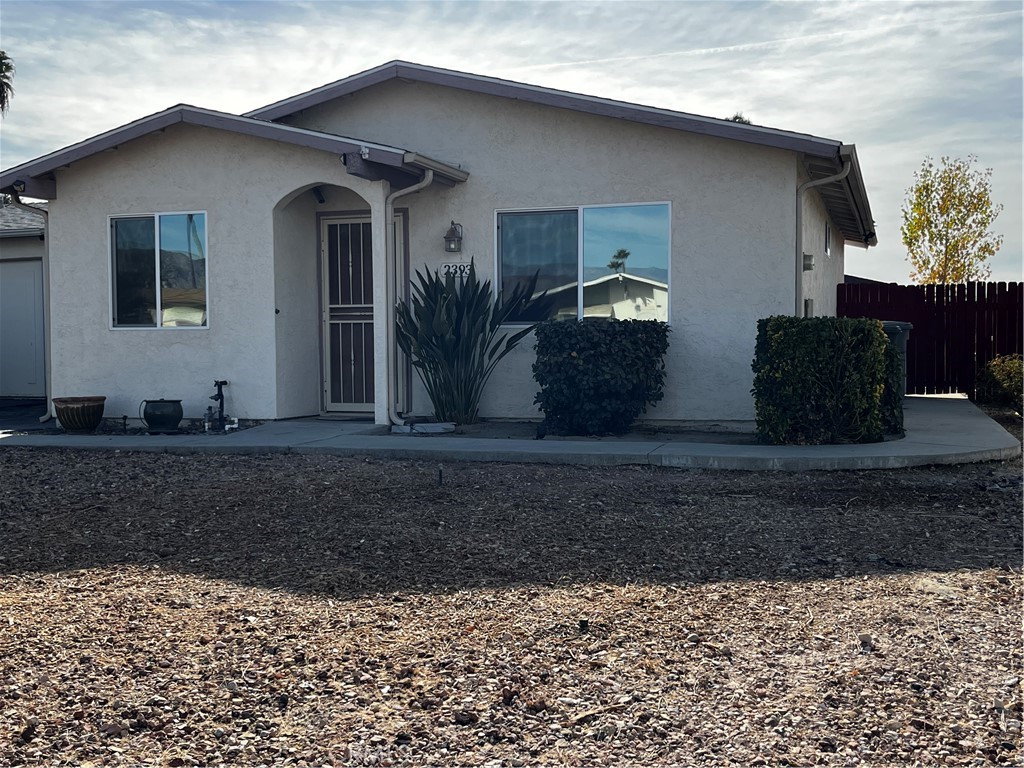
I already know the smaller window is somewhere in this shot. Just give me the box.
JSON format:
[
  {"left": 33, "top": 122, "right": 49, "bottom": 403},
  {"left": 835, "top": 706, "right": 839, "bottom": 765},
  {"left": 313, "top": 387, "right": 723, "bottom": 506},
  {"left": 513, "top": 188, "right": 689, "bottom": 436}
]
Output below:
[
  {"left": 111, "top": 212, "right": 207, "bottom": 328},
  {"left": 824, "top": 222, "right": 832, "bottom": 258}
]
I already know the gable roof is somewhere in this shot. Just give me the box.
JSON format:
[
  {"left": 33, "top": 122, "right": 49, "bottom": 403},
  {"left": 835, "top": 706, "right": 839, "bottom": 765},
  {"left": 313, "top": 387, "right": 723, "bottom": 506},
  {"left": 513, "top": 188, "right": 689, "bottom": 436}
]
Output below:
[
  {"left": 1, "top": 61, "right": 875, "bottom": 247},
  {"left": 0, "top": 104, "right": 468, "bottom": 199},
  {"left": 248, "top": 60, "right": 876, "bottom": 247}
]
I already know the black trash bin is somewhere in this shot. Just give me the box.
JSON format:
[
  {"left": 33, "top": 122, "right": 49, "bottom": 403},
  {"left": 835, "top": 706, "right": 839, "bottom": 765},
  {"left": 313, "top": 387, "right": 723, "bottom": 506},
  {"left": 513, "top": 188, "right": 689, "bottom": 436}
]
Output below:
[{"left": 881, "top": 321, "right": 913, "bottom": 395}]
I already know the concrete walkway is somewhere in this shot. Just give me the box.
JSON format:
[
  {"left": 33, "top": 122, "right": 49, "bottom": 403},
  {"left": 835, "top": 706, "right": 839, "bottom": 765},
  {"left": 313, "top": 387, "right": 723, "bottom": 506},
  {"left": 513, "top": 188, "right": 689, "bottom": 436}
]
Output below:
[{"left": 1, "top": 396, "right": 1018, "bottom": 470}]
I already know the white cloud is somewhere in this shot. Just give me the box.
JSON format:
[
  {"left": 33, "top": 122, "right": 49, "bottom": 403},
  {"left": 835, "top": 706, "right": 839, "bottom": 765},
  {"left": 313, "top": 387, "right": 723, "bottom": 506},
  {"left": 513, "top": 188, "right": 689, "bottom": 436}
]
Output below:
[{"left": 1, "top": 0, "right": 1020, "bottom": 282}]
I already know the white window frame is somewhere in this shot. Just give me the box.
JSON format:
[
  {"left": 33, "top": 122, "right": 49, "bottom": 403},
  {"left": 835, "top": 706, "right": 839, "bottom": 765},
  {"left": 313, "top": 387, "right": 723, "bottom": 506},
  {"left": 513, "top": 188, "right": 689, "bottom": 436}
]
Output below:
[
  {"left": 494, "top": 201, "right": 672, "bottom": 324},
  {"left": 108, "top": 210, "right": 209, "bottom": 330},
  {"left": 824, "top": 221, "right": 832, "bottom": 258}
]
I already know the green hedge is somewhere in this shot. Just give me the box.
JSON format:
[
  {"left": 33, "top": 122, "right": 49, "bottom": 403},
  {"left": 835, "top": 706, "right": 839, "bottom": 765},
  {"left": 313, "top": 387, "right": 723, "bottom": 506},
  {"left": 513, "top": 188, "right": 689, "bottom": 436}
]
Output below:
[
  {"left": 533, "top": 319, "right": 670, "bottom": 435},
  {"left": 976, "top": 353, "right": 1023, "bottom": 413},
  {"left": 752, "top": 316, "right": 903, "bottom": 444}
]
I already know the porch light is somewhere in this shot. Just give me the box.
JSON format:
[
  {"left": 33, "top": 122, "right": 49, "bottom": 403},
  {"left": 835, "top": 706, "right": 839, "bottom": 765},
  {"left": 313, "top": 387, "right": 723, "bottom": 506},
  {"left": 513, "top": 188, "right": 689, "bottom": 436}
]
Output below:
[{"left": 443, "top": 221, "right": 463, "bottom": 253}]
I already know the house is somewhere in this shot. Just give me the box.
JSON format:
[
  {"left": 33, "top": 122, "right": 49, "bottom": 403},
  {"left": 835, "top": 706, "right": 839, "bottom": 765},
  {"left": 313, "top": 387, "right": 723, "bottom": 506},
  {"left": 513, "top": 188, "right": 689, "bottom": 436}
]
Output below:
[
  {"left": 0, "top": 203, "right": 47, "bottom": 397},
  {"left": 0, "top": 61, "right": 876, "bottom": 426}
]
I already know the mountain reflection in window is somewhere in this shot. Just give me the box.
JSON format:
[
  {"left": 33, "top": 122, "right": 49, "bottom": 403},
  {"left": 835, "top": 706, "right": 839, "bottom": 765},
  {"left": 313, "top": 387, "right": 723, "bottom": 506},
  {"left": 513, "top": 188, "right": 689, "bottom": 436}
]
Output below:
[
  {"left": 159, "top": 213, "right": 207, "bottom": 326},
  {"left": 111, "top": 212, "right": 207, "bottom": 327}
]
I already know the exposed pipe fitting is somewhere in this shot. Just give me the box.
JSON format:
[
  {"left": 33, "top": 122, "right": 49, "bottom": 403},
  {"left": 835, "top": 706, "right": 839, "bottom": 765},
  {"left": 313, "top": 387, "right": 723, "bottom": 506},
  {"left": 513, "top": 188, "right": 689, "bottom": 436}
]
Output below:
[
  {"left": 795, "top": 157, "right": 850, "bottom": 316},
  {"left": 384, "top": 170, "right": 434, "bottom": 426}
]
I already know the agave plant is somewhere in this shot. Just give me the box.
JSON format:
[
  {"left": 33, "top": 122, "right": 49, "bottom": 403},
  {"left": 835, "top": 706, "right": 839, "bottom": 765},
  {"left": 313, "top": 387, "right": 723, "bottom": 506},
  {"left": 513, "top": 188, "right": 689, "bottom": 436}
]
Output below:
[{"left": 396, "top": 261, "right": 550, "bottom": 424}]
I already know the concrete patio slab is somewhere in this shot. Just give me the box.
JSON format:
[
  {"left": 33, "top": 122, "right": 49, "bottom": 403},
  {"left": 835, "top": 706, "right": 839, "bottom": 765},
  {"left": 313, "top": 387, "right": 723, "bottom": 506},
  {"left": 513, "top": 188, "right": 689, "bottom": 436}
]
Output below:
[{"left": 1, "top": 396, "right": 1018, "bottom": 470}]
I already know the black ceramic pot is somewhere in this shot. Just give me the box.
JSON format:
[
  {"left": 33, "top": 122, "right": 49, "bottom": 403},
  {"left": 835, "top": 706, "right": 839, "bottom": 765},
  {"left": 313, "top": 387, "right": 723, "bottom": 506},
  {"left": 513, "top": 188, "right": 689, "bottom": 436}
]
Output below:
[{"left": 141, "top": 399, "right": 183, "bottom": 434}]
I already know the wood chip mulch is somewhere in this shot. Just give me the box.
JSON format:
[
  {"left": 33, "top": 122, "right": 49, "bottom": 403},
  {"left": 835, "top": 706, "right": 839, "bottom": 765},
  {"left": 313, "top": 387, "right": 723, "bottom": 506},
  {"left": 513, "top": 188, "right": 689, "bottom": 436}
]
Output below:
[{"left": 0, "top": 446, "right": 1020, "bottom": 766}]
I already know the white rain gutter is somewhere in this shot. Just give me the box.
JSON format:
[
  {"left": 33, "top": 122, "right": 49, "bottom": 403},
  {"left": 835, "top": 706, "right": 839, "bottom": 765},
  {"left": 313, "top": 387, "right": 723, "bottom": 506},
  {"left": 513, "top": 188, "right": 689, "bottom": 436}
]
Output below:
[
  {"left": 384, "top": 169, "right": 434, "bottom": 426},
  {"left": 795, "top": 158, "right": 851, "bottom": 316},
  {"left": 10, "top": 192, "right": 53, "bottom": 422}
]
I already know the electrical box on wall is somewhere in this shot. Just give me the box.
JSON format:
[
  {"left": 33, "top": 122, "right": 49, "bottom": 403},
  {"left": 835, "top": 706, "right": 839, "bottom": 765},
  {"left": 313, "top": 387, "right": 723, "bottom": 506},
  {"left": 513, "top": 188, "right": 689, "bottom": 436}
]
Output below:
[{"left": 802, "top": 252, "right": 815, "bottom": 271}]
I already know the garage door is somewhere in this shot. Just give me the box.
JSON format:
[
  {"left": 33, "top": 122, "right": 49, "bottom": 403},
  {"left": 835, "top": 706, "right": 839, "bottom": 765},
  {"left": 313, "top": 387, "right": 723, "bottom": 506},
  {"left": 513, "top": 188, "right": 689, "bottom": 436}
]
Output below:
[{"left": 0, "top": 259, "right": 46, "bottom": 397}]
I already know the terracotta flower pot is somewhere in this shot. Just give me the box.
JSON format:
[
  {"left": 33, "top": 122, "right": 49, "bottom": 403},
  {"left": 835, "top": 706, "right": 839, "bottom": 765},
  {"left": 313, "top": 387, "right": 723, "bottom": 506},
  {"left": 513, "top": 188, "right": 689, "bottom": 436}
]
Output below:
[{"left": 53, "top": 396, "right": 106, "bottom": 434}]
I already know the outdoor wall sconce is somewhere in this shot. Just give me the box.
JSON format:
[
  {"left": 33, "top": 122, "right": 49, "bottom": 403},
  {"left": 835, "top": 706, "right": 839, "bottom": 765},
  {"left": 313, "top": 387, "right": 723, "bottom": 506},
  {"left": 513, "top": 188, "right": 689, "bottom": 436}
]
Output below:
[{"left": 443, "top": 221, "right": 463, "bottom": 253}]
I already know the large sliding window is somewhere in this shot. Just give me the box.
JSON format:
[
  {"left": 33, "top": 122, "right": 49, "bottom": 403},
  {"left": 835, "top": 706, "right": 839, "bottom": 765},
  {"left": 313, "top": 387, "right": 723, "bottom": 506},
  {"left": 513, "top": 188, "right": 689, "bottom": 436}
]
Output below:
[
  {"left": 498, "top": 203, "right": 670, "bottom": 323},
  {"left": 111, "top": 212, "right": 207, "bottom": 328}
]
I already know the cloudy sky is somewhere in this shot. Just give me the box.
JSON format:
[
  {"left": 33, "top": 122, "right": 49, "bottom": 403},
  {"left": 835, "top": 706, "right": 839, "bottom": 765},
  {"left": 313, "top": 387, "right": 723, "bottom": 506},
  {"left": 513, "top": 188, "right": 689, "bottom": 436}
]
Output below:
[{"left": 1, "top": 0, "right": 1020, "bottom": 283}]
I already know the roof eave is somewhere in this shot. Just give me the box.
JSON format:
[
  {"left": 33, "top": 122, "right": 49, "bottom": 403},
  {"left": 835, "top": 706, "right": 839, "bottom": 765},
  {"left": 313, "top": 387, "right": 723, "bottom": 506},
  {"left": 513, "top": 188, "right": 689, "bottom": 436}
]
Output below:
[
  {"left": 839, "top": 145, "right": 877, "bottom": 248},
  {"left": 0, "top": 104, "right": 467, "bottom": 197}
]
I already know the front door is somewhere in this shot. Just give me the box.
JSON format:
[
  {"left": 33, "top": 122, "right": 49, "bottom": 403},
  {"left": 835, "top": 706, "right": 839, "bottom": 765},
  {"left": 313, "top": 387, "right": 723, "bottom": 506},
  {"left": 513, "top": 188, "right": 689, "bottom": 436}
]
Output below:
[{"left": 322, "top": 217, "right": 375, "bottom": 412}]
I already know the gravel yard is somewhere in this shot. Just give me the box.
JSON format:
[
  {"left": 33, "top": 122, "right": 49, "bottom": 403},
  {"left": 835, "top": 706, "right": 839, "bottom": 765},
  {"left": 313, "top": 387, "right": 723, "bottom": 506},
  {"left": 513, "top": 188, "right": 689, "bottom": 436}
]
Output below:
[{"left": 0, "top": 445, "right": 1020, "bottom": 767}]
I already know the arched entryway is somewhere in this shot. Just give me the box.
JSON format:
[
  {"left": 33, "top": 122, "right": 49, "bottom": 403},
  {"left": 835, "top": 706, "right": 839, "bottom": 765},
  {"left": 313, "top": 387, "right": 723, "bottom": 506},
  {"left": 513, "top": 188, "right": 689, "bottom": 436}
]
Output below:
[{"left": 273, "top": 181, "right": 391, "bottom": 419}]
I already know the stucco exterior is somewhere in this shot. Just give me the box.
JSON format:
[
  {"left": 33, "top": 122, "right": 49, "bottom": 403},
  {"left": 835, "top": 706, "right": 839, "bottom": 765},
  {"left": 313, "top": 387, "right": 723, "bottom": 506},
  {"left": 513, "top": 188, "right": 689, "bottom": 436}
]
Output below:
[
  {"left": 800, "top": 173, "right": 846, "bottom": 318},
  {"left": 3, "top": 62, "right": 874, "bottom": 426},
  {"left": 46, "top": 124, "right": 389, "bottom": 420},
  {"left": 283, "top": 80, "right": 797, "bottom": 421}
]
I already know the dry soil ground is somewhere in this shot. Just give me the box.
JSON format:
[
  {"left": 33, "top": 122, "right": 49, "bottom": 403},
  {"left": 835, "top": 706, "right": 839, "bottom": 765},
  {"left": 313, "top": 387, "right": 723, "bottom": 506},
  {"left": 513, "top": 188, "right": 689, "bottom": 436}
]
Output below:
[{"left": 0, "top": 439, "right": 1020, "bottom": 767}]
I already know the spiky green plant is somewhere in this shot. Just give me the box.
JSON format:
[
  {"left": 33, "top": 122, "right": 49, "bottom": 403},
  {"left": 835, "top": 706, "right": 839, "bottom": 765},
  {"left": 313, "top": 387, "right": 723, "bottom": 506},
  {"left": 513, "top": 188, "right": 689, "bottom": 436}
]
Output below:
[{"left": 396, "top": 261, "right": 550, "bottom": 424}]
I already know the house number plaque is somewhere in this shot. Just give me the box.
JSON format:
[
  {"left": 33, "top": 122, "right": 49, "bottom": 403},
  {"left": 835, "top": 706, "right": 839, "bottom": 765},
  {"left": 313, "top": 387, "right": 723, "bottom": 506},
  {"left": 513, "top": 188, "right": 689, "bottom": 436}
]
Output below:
[{"left": 440, "top": 262, "right": 472, "bottom": 279}]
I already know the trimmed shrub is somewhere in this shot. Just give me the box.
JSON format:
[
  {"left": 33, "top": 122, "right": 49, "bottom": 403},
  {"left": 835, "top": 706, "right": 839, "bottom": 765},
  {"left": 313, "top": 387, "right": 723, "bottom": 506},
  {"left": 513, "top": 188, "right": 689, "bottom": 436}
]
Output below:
[
  {"left": 533, "top": 319, "right": 670, "bottom": 435},
  {"left": 880, "top": 338, "right": 906, "bottom": 437},
  {"left": 977, "top": 353, "right": 1023, "bottom": 413},
  {"left": 752, "top": 316, "right": 902, "bottom": 444}
]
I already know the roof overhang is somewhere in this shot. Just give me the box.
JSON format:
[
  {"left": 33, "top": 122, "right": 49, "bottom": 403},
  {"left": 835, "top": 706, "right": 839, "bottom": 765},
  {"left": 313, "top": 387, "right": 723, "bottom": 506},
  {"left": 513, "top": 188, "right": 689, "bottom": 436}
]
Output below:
[
  {"left": 248, "top": 60, "right": 850, "bottom": 158},
  {"left": 804, "top": 145, "right": 877, "bottom": 247},
  {"left": 0, "top": 104, "right": 468, "bottom": 199}
]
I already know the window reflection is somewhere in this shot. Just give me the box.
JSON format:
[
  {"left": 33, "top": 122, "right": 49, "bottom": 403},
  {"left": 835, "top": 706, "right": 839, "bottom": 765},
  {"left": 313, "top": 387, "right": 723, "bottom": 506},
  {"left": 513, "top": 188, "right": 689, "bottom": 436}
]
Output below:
[
  {"left": 112, "top": 217, "right": 157, "bottom": 326},
  {"left": 582, "top": 205, "right": 669, "bottom": 321},
  {"left": 499, "top": 210, "right": 577, "bottom": 321},
  {"left": 159, "top": 213, "right": 207, "bottom": 326},
  {"left": 111, "top": 212, "right": 208, "bottom": 328},
  {"left": 497, "top": 204, "right": 669, "bottom": 323}
]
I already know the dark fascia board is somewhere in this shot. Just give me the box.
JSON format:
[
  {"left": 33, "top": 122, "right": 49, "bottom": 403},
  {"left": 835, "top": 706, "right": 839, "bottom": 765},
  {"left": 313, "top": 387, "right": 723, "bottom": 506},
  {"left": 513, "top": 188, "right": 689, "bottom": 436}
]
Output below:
[
  {"left": 0, "top": 228, "right": 44, "bottom": 239},
  {"left": 247, "top": 60, "right": 846, "bottom": 160},
  {"left": 0, "top": 104, "right": 468, "bottom": 197}
]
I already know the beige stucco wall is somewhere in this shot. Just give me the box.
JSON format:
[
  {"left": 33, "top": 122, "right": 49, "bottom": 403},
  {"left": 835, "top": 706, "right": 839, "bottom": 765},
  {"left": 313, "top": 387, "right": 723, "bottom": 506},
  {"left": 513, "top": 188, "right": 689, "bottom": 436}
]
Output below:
[
  {"left": 800, "top": 181, "right": 846, "bottom": 318},
  {"left": 273, "top": 190, "right": 320, "bottom": 418},
  {"left": 285, "top": 80, "right": 799, "bottom": 421},
  {"left": 47, "top": 124, "right": 385, "bottom": 420}
]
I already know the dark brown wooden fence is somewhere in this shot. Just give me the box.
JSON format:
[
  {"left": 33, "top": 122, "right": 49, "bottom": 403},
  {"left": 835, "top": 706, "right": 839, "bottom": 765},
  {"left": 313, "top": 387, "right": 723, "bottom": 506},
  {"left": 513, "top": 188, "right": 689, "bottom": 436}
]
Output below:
[{"left": 837, "top": 281, "right": 1022, "bottom": 397}]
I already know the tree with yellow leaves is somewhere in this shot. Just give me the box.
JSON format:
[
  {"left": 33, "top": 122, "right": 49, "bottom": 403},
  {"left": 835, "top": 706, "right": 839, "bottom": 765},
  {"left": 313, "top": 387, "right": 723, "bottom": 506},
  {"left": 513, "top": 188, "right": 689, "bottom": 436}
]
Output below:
[{"left": 901, "top": 155, "right": 1004, "bottom": 284}]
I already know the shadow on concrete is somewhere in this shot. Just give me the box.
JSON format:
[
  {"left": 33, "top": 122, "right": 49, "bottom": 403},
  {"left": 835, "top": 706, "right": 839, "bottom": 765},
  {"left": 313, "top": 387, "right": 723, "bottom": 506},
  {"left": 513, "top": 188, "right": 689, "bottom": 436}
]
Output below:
[
  {"left": 0, "top": 449, "right": 1019, "bottom": 596},
  {"left": 0, "top": 398, "right": 48, "bottom": 433}
]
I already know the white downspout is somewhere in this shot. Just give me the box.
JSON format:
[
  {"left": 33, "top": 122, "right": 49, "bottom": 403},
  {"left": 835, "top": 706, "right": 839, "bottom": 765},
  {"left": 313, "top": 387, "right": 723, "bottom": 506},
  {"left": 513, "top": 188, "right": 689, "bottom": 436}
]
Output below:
[
  {"left": 384, "top": 169, "right": 434, "bottom": 425},
  {"left": 795, "top": 158, "right": 850, "bottom": 316},
  {"left": 11, "top": 192, "right": 53, "bottom": 422}
]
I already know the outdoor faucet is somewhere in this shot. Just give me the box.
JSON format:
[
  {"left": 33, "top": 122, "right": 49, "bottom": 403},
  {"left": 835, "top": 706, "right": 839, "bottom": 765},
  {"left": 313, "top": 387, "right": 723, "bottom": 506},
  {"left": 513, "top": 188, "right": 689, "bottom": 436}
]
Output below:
[{"left": 210, "top": 380, "right": 228, "bottom": 431}]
